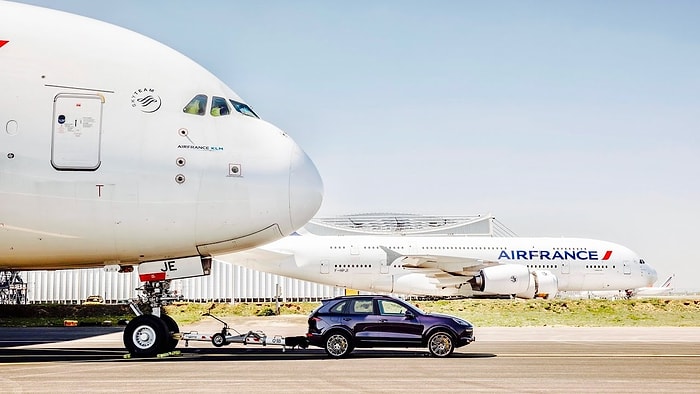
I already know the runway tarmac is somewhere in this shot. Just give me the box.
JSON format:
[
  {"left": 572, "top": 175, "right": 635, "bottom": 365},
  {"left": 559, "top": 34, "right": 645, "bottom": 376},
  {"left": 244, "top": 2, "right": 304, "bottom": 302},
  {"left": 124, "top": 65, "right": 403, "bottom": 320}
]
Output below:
[{"left": 1, "top": 316, "right": 699, "bottom": 393}]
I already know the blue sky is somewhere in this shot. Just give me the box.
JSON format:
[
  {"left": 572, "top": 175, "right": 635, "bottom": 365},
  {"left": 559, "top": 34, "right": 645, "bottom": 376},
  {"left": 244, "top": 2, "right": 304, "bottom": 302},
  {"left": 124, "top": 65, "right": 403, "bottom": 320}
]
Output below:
[{"left": 18, "top": 1, "right": 700, "bottom": 290}]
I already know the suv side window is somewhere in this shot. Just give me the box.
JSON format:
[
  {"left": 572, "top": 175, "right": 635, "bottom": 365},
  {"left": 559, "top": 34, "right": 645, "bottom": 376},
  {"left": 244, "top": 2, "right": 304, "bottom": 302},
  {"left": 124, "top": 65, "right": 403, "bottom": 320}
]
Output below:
[
  {"left": 349, "top": 299, "right": 374, "bottom": 315},
  {"left": 378, "top": 300, "right": 408, "bottom": 316},
  {"left": 330, "top": 300, "right": 347, "bottom": 314}
]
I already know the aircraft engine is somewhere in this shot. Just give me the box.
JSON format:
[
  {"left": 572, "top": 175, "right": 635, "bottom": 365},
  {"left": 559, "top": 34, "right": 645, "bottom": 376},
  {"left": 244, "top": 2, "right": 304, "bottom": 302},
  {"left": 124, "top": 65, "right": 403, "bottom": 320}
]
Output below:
[
  {"left": 476, "top": 264, "right": 531, "bottom": 295},
  {"left": 533, "top": 270, "right": 558, "bottom": 299},
  {"left": 514, "top": 270, "right": 559, "bottom": 299}
]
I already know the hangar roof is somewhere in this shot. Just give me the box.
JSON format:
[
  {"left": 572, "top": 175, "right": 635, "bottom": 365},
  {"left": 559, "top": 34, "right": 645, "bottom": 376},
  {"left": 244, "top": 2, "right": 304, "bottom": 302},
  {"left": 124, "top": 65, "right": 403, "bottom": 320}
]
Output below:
[{"left": 304, "top": 213, "right": 517, "bottom": 236}]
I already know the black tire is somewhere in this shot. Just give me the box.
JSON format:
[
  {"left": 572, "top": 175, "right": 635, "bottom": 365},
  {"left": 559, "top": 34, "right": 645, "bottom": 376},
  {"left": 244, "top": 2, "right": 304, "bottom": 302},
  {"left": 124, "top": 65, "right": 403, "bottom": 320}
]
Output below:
[
  {"left": 160, "top": 314, "right": 180, "bottom": 352},
  {"left": 212, "top": 333, "right": 227, "bottom": 347},
  {"left": 324, "top": 331, "right": 353, "bottom": 358},
  {"left": 123, "top": 315, "right": 168, "bottom": 357},
  {"left": 427, "top": 330, "right": 454, "bottom": 357}
]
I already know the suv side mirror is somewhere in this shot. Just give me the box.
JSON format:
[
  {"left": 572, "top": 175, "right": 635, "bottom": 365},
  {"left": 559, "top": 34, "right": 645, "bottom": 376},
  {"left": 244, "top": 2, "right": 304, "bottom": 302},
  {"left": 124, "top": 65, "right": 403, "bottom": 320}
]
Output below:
[{"left": 404, "top": 310, "right": 415, "bottom": 319}]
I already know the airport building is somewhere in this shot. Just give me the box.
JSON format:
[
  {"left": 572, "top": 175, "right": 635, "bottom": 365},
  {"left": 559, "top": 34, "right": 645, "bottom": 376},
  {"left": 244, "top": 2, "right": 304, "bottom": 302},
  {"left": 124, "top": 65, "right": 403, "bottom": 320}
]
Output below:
[{"left": 4, "top": 214, "right": 510, "bottom": 304}]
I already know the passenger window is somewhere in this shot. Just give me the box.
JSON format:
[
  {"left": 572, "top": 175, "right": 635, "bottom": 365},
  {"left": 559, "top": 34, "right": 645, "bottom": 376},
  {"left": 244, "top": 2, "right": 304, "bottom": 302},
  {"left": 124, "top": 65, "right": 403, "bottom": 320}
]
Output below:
[
  {"left": 330, "top": 300, "right": 347, "bottom": 314},
  {"left": 211, "top": 96, "right": 230, "bottom": 117},
  {"left": 350, "top": 299, "right": 374, "bottom": 315},
  {"left": 378, "top": 300, "right": 407, "bottom": 316},
  {"left": 229, "top": 99, "right": 259, "bottom": 118},
  {"left": 183, "top": 94, "right": 207, "bottom": 115}
]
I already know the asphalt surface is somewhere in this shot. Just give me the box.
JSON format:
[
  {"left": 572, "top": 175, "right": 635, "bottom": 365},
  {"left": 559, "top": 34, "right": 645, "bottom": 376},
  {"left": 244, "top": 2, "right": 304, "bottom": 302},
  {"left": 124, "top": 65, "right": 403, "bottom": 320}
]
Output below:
[
  {"left": 0, "top": 326, "right": 123, "bottom": 348},
  {"left": 1, "top": 316, "right": 699, "bottom": 393}
]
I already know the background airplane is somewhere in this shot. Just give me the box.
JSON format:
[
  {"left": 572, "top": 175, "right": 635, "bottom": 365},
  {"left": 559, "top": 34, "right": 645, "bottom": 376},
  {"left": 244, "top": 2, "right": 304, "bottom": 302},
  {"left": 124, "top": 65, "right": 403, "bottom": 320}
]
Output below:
[
  {"left": 218, "top": 232, "right": 658, "bottom": 299},
  {"left": 575, "top": 275, "right": 674, "bottom": 300},
  {"left": 0, "top": 2, "right": 322, "bottom": 356},
  {"left": 628, "top": 275, "right": 674, "bottom": 297}
]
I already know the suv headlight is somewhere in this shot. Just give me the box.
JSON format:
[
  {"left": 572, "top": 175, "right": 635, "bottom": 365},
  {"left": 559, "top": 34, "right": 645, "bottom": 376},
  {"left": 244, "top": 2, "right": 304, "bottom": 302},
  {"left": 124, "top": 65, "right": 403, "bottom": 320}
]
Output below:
[{"left": 452, "top": 317, "right": 472, "bottom": 327}]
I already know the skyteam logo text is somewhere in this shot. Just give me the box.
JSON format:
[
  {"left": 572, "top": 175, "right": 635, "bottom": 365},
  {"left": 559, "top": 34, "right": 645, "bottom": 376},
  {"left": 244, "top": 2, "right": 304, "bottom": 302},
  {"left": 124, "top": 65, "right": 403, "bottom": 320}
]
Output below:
[{"left": 498, "top": 250, "right": 613, "bottom": 261}]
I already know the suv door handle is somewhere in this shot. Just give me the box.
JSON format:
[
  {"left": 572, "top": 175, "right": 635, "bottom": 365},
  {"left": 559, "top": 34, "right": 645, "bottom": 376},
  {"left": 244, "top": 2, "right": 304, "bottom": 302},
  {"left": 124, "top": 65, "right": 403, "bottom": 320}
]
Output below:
[
  {"left": 343, "top": 317, "right": 352, "bottom": 321},
  {"left": 379, "top": 319, "right": 388, "bottom": 322}
]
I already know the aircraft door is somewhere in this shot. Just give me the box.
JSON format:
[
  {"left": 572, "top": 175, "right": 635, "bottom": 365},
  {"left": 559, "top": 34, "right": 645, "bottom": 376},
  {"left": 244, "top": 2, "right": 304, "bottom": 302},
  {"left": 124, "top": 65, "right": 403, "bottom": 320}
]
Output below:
[
  {"left": 320, "top": 259, "right": 330, "bottom": 274},
  {"left": 623, "top": 261, "right": 631, "bottom": 275},
  {"left": 51, "top": 93, "right": 104, "bottom": 170},
  {"left": 561, "top": 261, "right": 570, "bottom": 274},
  {"left": 380, "top": 258, "right": 389, "bottom": 274}
]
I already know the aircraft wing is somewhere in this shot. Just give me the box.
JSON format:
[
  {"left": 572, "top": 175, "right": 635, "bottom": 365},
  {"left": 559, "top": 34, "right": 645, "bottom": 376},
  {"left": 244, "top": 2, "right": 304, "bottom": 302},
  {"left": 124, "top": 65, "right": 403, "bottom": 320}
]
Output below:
[
  {"left": 421, "top": 269, "right": 478, "bottom": 287},
  {"left": 380, "top": 246, "right": 499, "bottom": 276}
]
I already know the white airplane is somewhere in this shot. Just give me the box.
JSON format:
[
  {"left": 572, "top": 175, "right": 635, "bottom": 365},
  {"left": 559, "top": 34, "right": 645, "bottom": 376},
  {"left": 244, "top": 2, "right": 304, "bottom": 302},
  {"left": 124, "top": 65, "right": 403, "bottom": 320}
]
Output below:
[
  {"left": 218, "top": 233, "right": 658, "bottom": 299},
  {"left": 628, "top": 275, "right": 674, "bottom": 297},
  {"left": 0, "top": 2, "right": 322, "bottom": 356},
  {"left": 579, "top": 274, "right": 674, "bottom": 300}
]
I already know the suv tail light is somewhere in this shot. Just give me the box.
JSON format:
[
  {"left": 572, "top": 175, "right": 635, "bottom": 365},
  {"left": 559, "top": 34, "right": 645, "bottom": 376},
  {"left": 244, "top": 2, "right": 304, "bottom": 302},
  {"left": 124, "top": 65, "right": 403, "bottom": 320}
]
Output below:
[{"left": 308, "top": 316, "right": 321, "bottom": 333}]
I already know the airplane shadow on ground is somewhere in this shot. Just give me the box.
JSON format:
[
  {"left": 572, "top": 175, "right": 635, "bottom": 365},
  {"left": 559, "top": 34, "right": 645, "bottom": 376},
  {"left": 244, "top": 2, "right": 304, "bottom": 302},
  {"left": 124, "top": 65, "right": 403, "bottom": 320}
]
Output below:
[
  {"left": 0, "top": 347, "right": 497, "bottom": 363},
  {"left": 0, "top": 327, "right": 124, "bottom": 348}
]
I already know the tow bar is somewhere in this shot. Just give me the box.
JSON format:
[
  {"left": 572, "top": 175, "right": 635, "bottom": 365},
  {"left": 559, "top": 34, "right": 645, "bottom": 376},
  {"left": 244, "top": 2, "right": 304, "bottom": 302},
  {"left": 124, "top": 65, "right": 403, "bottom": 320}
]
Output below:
[{"left": 180, "top": 313, "right": 308, "bottom": 352}]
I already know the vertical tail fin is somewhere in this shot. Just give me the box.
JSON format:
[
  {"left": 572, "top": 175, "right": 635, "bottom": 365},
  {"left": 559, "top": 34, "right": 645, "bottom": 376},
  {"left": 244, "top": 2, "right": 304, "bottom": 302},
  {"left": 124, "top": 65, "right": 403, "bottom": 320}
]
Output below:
[{"left": 661, "top": 275, "right": 674, "bottom": 288}]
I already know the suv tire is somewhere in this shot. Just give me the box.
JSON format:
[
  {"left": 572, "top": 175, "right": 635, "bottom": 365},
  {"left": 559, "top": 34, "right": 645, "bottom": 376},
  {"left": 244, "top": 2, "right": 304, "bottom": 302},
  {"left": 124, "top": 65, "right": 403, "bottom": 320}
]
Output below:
[
  {"left": 427, "top": 330, "right": 454, "bottom": 357},
  {"left": 325, "top": 331, "right": 353, "bottom": 358}
]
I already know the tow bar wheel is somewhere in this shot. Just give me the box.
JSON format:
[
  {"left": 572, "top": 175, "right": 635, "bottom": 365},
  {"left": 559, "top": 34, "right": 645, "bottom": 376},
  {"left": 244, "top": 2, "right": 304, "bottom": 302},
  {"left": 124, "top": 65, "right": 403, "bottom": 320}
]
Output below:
[
  {"left": 123, "top": 315, "right": 167, "bottom": 357},
  {"left": 212, "top": 333, "right": 227, "bottom": 347}
]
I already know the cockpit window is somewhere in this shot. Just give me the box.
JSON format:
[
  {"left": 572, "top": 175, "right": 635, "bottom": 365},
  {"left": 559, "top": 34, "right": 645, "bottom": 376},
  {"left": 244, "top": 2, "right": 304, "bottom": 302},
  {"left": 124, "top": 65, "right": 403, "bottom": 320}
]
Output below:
[
  {"left": 229, "top": 99, "right": 259, "bottom": 119},
  {"left": 183, "top": 94, "right": 207, "bottom": 115},
  {"left": 211, "top": 96, "right": 230, "bottom": 116},
  {"left": 640, "top": 259, "right": 645, "bottom": 264}
]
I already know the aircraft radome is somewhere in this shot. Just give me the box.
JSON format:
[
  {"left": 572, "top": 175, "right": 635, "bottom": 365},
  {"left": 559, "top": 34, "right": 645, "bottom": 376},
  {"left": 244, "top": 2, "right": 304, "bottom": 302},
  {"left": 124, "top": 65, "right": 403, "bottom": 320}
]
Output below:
[{"left": 0, "top": 1, "right": 323, "bottom": 356}]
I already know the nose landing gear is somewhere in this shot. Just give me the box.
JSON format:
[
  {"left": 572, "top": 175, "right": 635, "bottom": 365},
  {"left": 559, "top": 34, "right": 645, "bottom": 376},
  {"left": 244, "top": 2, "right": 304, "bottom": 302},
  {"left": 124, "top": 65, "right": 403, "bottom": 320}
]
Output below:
[
  {"left": 122, "top": 256, "right": 212, "bottom": 357},
  {"left": 123, "top": 279, "right": 180, "bottom": 357}
]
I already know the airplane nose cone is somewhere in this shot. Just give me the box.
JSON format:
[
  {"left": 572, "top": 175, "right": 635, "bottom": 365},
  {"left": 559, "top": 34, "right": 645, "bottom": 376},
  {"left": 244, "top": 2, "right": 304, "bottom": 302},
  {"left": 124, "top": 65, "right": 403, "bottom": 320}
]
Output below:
[
  {"left": 288, "top": 144, "right": 323, "bottom": 231},
  {"left": 647, "top": 265, "right": 658, "bottom": 287}
]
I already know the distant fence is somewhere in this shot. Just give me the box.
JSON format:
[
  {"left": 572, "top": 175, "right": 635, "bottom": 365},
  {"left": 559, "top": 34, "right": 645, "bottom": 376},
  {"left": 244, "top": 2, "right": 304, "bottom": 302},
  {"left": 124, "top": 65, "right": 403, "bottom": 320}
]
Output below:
[{"left": 20, "top": 260, "right": 345, "bottom": 304}]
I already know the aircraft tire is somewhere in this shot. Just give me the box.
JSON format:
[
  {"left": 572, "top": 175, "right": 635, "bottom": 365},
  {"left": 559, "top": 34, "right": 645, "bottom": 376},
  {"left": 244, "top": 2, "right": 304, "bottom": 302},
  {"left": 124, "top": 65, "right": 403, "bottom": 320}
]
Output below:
[
  {"left": 160, "top": 314, "right": 180, "bottom": 352},
  {"left": 123, "top": 315, "right": 168, "bottom": 357}
]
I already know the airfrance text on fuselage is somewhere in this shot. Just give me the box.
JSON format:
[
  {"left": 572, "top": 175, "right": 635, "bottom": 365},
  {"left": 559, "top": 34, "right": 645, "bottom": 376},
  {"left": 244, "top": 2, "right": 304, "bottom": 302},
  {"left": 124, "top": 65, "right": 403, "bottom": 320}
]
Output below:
[{"left": 498, "top": 250, "right": 612, "bottom": 261}]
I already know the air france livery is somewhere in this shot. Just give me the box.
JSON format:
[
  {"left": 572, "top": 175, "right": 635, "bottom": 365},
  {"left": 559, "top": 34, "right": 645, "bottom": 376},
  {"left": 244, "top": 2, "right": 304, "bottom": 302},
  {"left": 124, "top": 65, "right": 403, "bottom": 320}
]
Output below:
[
  {"left": 219, "top": 234, "right": 657, "bottom": 299},
  {"left": 497, "top": 249, "right": 611, "bottom": 261}
]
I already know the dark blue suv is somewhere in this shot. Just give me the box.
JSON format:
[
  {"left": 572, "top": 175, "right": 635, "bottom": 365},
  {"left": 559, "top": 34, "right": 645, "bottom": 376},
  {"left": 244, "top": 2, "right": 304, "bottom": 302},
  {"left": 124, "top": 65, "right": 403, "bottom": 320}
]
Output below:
[{"left": 307, "top": 295, "right": 475, "bottom": 358}]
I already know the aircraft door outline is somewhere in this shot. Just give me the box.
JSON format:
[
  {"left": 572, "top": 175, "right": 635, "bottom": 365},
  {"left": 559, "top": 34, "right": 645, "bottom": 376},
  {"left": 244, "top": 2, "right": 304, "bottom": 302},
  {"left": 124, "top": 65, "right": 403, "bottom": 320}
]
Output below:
[
  {"left": 623, "top": 261, "right": 631, "bottom": 275},
  {"left": 380, "top": 258, "right": 389, "bottom": 274},
  {"left": 51, "top": 93, "right": 104, "bottom": 170},
  {"left": 320, "top": 259, "right": 330, "bottom": 274}
]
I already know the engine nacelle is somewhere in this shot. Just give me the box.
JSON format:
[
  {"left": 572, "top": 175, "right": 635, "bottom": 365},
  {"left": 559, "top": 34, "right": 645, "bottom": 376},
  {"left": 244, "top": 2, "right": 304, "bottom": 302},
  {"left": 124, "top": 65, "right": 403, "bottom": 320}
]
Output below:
[
  {"left": 477, "top": 264, "right": 531, "bottom": 295},
  {"left": 534, "top": 270, "right": 558, "bottom": 299},
  {"left": 514, "top": 269, "right": 559, "bottom": 299},
  {"left": 476, "top": 266, "right": 560, "bottom": 299}
]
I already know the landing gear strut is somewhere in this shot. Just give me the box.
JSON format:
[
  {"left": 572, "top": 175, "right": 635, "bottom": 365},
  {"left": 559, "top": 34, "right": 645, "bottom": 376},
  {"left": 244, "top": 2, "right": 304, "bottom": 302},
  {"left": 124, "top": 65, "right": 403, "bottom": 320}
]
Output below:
[
  {"left": 123, "top": 256, "right": 211, "bottom": 357},
  {"left": 123, "top": 279, "right": 180, "bottom": 357}
]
